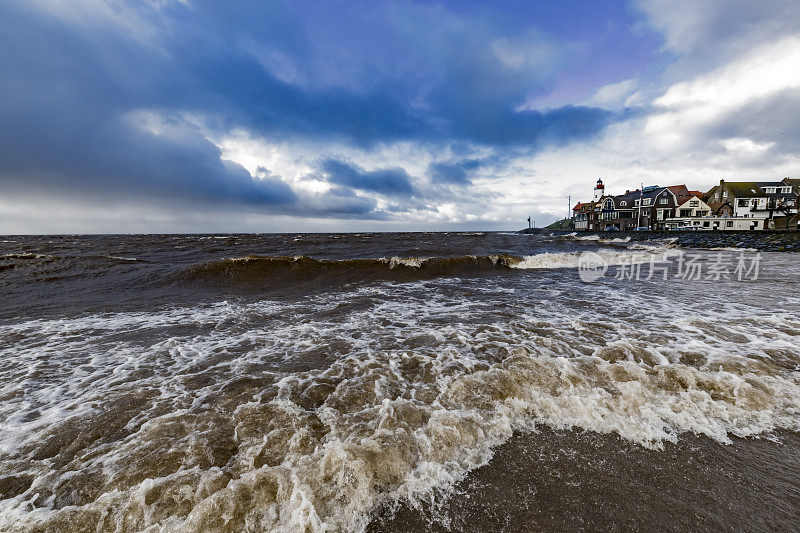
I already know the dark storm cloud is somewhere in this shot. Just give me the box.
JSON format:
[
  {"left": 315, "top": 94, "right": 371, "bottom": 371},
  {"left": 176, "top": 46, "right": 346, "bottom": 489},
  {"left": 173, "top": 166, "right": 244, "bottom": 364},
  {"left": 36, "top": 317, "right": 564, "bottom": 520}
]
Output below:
[
  {"left": 321, "top": 159, "right": 416, "bottom": 196},
  {"left": 0, "top": 0, "right": 619, "bottom": 217},
  {"left": 705, "top": 89, "right": 800, "bottom": 151},
  {"left": 159, "top": 1, "right": 617, "bottom": 147},
  {"left": 298, "top": 185, "right": 383, "bottom": 218},
  {"left": 428, "top": 162, "right": 474, "bottom": 185},
  {"left": 426, "top": 154, "right": 515, "bottom": 184},
  {"left": 427, "top": 160, "right": 488, "bottom": 185},
  {"left": 0, "top": 2, "right": 298, "bottom": 212}
]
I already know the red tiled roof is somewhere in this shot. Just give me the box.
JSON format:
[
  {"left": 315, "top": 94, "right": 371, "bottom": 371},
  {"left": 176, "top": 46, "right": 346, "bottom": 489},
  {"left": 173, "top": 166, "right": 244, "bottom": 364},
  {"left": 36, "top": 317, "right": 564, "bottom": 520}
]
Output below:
[{"left": 707, "top": 202, "right": 733, "bottom": 215}]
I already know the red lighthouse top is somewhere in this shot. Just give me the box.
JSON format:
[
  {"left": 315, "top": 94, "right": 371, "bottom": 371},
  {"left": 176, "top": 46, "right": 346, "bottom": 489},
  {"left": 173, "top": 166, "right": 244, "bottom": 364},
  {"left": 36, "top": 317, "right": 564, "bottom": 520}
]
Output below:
[{"left": 595, "top": 178, "right": 604, "bottom": 189}]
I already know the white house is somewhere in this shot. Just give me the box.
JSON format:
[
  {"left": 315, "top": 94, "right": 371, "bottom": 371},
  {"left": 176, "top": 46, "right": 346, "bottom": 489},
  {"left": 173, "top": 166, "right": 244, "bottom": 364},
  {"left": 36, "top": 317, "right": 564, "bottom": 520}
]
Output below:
[{"left": 665, "top": 195, "right": 766, "bottom": 231}]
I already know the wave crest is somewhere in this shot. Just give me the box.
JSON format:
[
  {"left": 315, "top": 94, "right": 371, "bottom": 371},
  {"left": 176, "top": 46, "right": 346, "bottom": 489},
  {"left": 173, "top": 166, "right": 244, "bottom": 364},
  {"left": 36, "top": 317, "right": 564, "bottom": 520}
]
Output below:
[{"left": 180, "top": 254, "right": 523, "bottom": 285}]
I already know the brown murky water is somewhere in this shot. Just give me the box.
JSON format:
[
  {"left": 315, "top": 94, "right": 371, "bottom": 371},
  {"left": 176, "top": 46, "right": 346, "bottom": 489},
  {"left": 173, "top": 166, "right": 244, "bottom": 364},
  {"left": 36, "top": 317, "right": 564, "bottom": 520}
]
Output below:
[{"left": 0, "top": 232, "right": 798, "bottom": 531}]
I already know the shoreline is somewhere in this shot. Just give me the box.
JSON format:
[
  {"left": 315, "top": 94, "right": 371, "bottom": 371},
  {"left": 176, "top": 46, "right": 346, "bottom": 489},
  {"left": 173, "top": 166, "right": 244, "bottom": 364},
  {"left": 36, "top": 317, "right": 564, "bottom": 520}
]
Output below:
[
  {"left": 519, "top": 228, "right": 800, "bottom": 252},
  {"left": 368, "top": 427, "right": 800, "bottom": 532}
]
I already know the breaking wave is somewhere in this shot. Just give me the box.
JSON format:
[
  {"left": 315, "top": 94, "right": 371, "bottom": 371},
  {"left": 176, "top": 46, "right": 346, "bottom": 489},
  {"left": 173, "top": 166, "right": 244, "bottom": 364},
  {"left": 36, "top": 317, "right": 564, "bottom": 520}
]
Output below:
[
  {"left": 1, "top": 286, "right": 798, "bottom": 532},
  {"left": 180, "top": 254, "right": 523, "bottom": 286},
  {"left": 179, "top": 246, "right": 677, "bottom": 286}
]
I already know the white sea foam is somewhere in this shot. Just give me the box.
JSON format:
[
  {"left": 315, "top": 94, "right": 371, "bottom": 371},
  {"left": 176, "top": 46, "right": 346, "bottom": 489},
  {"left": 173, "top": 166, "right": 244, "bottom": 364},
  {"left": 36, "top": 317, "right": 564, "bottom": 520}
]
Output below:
[
  {"left": 510, "top": 246, "right": 673, "bottom": 270},
  {"left": 383, "top": 256, "right": 430, "bottom": 268},
  {"left": 703, "top": 247, "right": 759, "bottom": 252},
  {"left": 559, "top": 233, "right": 631, "bottom": 244},
  {"left": 0, "top": 278, "right": 798, "bottom": 532}
]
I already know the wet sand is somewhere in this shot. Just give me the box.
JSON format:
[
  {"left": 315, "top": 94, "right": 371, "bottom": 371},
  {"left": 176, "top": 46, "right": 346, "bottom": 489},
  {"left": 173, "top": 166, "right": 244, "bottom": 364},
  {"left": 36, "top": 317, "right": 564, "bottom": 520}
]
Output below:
[{"left": 370, "top": 428, "right": 800, "bottom": 532}]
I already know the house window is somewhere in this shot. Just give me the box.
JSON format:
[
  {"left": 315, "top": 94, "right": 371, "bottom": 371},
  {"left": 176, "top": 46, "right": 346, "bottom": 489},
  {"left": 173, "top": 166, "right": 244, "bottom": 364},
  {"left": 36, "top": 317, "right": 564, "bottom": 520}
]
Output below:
[
  {"left": 680, "top": 209, "right": 692, "bottom": 217},
  {"left": 737, "top": 199, "right": 748, "bottom": 207},
  {"left": 689, "top": 200, "right": 699, "bottom": 206},
  {"left": 703, "top": 221, "right": 710, "bottom": 227},
  {"left": 726, "top": 221, "right": 734, "bottom": 227},
  {"left": 643, "top": 199, "right": 651, "bottom": 206},
  {"left": 620, "top": 201, "right": 627, "bottom": 206},
  {"left": 723, "top": 191, "right": 728, "bottom": 198}
]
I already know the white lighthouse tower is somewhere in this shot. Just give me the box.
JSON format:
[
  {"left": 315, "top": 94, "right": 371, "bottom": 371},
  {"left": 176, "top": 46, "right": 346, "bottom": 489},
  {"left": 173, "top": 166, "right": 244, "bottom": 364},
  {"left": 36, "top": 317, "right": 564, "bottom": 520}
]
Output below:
[{"left": 593, "top": 178, "right": 605, "bottom": 201}]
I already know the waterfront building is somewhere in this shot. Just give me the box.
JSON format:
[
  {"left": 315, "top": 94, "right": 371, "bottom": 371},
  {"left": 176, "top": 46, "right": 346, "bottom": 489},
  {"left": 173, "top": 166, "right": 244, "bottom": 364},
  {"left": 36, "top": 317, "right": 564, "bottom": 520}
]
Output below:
[
  {"left": 572, "top": 202, "right": 595, "bottom": 230},
  {"left": 597, "top": 185, "right": 685, "bottom": 231},
  {"left": 571, "top": 177, "right": 799, "bottom": 231},
  {"left": 705, "top": 179, "right": 797, "bottom": 221},
  {"left": 665, "top": 195, "right": 765, "bottom": 230}
]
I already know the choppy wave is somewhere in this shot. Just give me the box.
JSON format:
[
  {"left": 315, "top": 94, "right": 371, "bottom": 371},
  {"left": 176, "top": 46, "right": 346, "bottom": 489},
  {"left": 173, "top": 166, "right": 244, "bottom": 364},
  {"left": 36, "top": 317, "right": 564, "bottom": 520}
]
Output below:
[
  {"left": 2, "top": 233, "right": 799, "bottom": 532},
  {"left": 180, "top": 254, "right": 522, "bottom": 286},
  {"left": 1, "top": 253, "right": 142, "bottom": 262},
  {"left": 1, "top": 284, "right": 798, "bottom": 532},
  {"left": 0, "top": 253, "right": 145, "bottom": 270},
  {"left": 179, "top": 246, "right": 677, "bottom": 286},
  {"left": 0, "top": 253, "right": 146, "bottom": 285}
]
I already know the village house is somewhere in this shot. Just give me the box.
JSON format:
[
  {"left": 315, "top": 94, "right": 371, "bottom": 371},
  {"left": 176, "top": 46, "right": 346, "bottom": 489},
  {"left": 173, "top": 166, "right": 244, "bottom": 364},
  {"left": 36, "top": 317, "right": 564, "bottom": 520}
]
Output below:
[
  {"left": 662, "top": 195, "right": 759, "bottom": 230},
  {"left": 571, "top": 177, "right": 800, "bottom": 231},
  {"left": 705, "top": 179, "right": 798, "bottom": 229},
  {"left": 775, "top": 177, "right": 800, "bottom": 229},
  {"left": 665, "top": 195, "right": 712, "bottom": 230},
  {"left": 572, "top": 179, "right": 604, "bottom": 230},
  {"left": 572, "top": 202, "right": 595, "bottom": 230},
  {"left": 594, "top": 184, "right": 686, "bottom": 231}
]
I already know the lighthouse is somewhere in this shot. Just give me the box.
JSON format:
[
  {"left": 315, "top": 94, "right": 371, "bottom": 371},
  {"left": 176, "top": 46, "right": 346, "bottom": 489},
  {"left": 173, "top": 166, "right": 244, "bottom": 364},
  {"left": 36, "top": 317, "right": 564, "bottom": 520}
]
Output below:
[{"left": 593, "top": 178, "right": 605, "bottom": 201}]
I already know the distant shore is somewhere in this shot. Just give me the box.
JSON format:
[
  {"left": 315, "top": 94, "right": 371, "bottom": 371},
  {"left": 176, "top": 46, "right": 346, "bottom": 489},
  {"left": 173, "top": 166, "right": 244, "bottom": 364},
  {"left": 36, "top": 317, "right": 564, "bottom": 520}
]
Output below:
[{"left": 518, "top": 228, "right": 800, "bottom": 252}]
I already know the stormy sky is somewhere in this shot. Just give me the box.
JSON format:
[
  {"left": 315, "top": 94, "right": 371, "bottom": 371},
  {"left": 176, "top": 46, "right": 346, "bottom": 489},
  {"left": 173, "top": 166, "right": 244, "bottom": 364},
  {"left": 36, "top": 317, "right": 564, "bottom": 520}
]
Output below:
[{"left": 1, "top": 0, "right": 799, "bottom": 233}]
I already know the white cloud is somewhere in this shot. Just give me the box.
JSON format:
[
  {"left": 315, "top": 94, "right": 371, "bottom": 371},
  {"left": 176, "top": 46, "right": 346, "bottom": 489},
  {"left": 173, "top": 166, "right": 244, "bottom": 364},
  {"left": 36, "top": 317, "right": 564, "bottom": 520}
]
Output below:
[
  {"left": 654, "top": 37, "right": 800, "bottom": 110},
  {"left": 584, "top": 79, "right": 641, "bottom": 110},
  {"left": 643, "top": 35, "right": 800, "bottom": 155}
]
